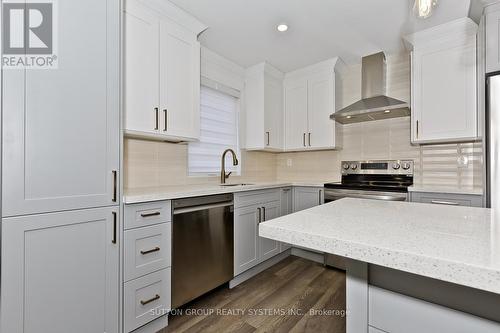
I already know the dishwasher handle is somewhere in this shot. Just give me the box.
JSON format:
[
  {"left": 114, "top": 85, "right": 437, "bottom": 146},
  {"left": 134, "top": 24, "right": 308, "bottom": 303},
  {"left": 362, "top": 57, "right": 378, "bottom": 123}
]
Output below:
[{"left": 173, "top": 201, "right": 233, "bottom": 215}]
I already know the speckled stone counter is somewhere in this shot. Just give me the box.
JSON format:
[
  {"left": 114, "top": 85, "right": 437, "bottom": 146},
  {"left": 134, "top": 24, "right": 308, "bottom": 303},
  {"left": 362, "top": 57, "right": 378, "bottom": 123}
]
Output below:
[{"left": 259, "top": 198, "right": 500, "bottom": 295}]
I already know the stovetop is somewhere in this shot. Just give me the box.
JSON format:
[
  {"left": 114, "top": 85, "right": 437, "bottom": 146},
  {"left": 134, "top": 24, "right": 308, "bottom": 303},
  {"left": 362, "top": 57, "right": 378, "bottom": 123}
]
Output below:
[{"left": 324, "top": 160, "right": 414, "bottom": 193}]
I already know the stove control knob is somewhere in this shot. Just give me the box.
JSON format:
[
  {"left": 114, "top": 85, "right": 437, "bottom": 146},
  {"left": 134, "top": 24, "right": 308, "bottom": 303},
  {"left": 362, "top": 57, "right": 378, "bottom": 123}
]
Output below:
[
  {"left": 343, "top": 163, "right": 350, "bottom": 170},
  {"left": 392, "top": 163, "right": 401, "bottom": 170},
  {"left": 402, "top": 162, "right": 411, "bottom": 170},
  {"left": 350, "top": 164, "right": 358, "bottom": 170}
]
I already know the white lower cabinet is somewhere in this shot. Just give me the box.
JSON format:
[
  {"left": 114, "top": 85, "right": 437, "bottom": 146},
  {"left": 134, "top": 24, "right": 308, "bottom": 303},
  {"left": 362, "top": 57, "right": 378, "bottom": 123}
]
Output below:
[
  {"left": 0, "top": 207, "right": 119, "bottom": 333},
  {"left": 369, "top": 286, "right": 500, "bottom": 333},
  {"left": 293, "top": 187, "right": 324, "bottom": 212},
  {"left": 124, "top": 268, "right": 171, "bottom": 333},
  {"left": 280, "top": 188, "right": 293, "bottom": 252},
  {"left": 259, "top": 201, "right": 281, "bottom": 262},
  {"left": 234, "top": 190, "right": 282, "bottom": 275},
  {"left": 124, "top": 201, "right": 172, "bottom": 332}
]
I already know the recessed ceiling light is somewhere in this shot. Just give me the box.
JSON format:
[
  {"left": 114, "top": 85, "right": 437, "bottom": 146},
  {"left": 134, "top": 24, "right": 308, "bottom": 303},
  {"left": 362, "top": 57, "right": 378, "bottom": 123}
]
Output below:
[
  {"left": 277, "top": 24, "right": 288, "bottom": 32},
  {"left": 384, "top": 110, "right": 391, "bottom": 113},
  {"left": 346, "top": 116, "right": 352, "bottom": 119}
]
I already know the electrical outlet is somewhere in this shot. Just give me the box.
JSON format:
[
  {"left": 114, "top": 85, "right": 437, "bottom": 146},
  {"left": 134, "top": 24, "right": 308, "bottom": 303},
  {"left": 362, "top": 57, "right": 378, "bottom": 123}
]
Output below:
[{"left": 287, "top": 158, "right": 293, "bottom": 167}]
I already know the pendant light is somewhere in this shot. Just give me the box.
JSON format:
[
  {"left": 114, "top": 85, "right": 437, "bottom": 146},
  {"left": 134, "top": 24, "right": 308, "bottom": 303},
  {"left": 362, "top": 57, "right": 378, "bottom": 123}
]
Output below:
[{"left": 414, "top": 0, "right": 437, "bottom": 19}]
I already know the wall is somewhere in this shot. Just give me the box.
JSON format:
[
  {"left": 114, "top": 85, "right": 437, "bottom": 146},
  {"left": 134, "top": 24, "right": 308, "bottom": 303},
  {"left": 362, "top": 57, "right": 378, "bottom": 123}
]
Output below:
[{"left": 124, "top": 51, "right": 483, "bottom": 189}]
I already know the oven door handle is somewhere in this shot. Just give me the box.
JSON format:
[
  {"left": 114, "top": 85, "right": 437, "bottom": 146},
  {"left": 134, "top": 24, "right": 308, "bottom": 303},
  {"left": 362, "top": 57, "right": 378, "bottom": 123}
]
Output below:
[{"left": 325, "top": 193, "right": 407, "bottom": 202}]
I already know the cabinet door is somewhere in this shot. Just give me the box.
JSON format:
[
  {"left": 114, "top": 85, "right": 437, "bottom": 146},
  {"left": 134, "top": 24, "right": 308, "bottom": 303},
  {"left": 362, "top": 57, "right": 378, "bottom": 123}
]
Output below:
[
  {"left": 259, "top": 201, "right": 281, "bottom": 262},
  {"left": 124, "top": 0, "right": 160, "bottom": 135},
  {"left": 294, "top": 187, "right": 323, "bottom": 212},
  {"left": 264, "top": 76, "right": 283, "bottom": 149},
  {"left": 1, "top": 207, "right": 119, "bottom": 333},
  {"left": 486, "top": 10, "right": 500, "bottom": 74},
  {"left": 2, "top": 0, "right": 120, "bottom": 217},
  {"left": 280, "top": 188, "right": 293, "bottom": 252},
  {"left": 285, "top": 79, "right": 309, "bottom": 150},
  {"left": 160, "top": 19, "right": 200, "bottom": 140},
  {"left": 412, "top": 39, "right": 477, "bottom": 143},
  {"left": 308, "top": 73, "right": 335, "bottom": 148},
  {"left": 234, "top": 205, "right": 260, "bottom": 275}
]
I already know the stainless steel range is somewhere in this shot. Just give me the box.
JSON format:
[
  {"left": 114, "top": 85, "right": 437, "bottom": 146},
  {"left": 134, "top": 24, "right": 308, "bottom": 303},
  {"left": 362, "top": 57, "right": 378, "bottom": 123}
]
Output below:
[
  {"left": 323, "top": 160, "right": 414, "bottom": 270},
  {"left": 324, "top": 160, "right": 414, "bottom": 203}
]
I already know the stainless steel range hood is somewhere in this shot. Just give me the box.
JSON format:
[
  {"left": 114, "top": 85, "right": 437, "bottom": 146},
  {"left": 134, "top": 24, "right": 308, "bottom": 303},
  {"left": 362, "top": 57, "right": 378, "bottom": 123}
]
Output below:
[{"left": 331, "top": 52, "right": 410, "bottom": 124}]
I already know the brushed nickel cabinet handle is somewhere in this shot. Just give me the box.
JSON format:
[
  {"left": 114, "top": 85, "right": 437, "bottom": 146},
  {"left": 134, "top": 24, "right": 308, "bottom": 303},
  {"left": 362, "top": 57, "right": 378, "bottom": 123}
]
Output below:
[
  {"left": 308, "top": 133, "right": 311, "bottom": 146},
  {"left": 112, "top": 212, "right": 117, "bottom": 244},
  {"left": 303, "top": 133, "right": 306, "bottom": 147},
  {"left": 431, "top": 200, "right": 460, "bottom": 206},
  {"left": 140, "top": 294, "right": 160, "bottom": 306},
  {"left": 112, "top": 170, "right": 117, "bottom": 202},
  {"left": 163, "top": 109, "right": 168, "bottom": 132},
  {"left": 266, "top": 132, "right": 270, "bottom": 146},
  {"left": 257, "top": 207, "right": 261, "bottom": 223},
  {"left": 154, "top": 107, "right": 159, "bottom": 130},
  {"left": 416, "top": 120, "right": 419, "bottom": 139},
  {"left": 140, "top": 246, "right": 160, "bottom": 255},
  {"left": 319, "top": 190, "right": 322, "bottom": 205},
  {"left": 262, "top": 206, "right": 266, "bottom": 221},
  {"left": 140, "top": 212, "right": 161, "bottom": 218}
]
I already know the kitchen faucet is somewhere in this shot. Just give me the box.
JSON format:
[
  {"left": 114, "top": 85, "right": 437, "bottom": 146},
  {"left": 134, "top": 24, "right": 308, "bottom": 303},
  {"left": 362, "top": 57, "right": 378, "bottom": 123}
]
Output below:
[{"left": 220, "top": 149, "right": 239, "bottom": 184}]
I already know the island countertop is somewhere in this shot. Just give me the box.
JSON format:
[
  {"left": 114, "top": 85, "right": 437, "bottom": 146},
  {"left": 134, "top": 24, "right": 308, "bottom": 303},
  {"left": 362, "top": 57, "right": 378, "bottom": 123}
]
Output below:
[{"left": 259, "top": 198, "right": 500, "bottom": 295}]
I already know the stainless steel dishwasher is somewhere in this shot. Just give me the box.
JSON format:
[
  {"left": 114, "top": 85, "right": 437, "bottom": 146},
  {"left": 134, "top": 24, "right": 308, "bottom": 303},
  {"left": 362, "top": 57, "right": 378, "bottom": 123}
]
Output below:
[{"left": 171, "top": 194, "right": 234, "bottom": 308}]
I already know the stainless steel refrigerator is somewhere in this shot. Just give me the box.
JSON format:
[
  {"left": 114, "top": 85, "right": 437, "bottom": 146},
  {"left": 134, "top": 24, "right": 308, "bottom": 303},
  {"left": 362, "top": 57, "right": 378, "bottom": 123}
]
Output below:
[{"left": 486, "top": 74, "right": 500, "bottom": 211}]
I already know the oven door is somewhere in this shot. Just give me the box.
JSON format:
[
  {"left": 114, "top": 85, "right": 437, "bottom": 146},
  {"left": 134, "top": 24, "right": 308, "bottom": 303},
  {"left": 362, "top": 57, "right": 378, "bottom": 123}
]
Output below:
[{"left": 324, "top": 189, "right": 408, "bottom": 203}]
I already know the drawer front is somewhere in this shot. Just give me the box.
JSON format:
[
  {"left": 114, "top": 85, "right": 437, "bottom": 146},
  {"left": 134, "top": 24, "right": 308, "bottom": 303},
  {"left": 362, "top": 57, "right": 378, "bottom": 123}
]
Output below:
[
  {"left": 410, "top": 192, "right": 483, "bottom": 207},
  {"left": 124, "top": 223, "right": 171, "bottom": 282},
  {"left": 125, "top": 201, "right": 171, "bottom": 230},
  {"left": 369, "top": 286, "right": 500, "bottom": 333},
  {"left": 234, "top": 189, "right": 281, "bottom": 209},
  {"left": 124, "top": 268, "right": 171, "bottom": 333}
]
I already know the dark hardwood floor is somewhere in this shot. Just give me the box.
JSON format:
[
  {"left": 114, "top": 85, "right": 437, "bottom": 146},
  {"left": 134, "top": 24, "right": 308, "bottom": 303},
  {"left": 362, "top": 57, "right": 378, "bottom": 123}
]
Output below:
[{"left": 161, "top": 256, "right": 346, "bottom": 333}]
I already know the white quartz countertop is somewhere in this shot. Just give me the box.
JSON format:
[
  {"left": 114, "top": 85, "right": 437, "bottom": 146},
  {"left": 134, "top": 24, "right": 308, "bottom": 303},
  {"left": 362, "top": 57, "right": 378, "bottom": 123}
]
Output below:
[
  {"left": 408, "top": 185, "right": 484, "bottom": 195},
  {"left": 259, "top": 198, "right": 500, "bottom": 294},
  {"left": 123, "top": 181, "right": 326, "bottom": 204}
]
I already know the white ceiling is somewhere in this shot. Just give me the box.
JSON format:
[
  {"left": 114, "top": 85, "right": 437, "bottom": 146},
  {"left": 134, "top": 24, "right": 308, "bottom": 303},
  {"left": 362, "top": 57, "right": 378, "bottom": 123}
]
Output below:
[{"left": 170, "top": 0, "right": 472, "bottom": 72}]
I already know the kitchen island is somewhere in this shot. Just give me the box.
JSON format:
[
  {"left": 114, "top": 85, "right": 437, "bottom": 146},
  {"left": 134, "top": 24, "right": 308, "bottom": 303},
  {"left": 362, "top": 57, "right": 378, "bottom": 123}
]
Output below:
[{"left": 259, "top": 198, "right": 500, "bottom": 333}]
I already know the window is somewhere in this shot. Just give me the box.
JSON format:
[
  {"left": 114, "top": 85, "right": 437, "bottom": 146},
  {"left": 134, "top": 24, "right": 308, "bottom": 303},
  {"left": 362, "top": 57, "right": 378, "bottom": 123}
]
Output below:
[{"left": 188, "top": 85, "right": 241, "bottom": 176}]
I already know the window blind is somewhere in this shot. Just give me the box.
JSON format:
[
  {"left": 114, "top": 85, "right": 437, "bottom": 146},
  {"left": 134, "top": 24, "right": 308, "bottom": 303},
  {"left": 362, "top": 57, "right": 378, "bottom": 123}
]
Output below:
[{"left": 188, "top": 85, "right": 241, "bottom": 175}]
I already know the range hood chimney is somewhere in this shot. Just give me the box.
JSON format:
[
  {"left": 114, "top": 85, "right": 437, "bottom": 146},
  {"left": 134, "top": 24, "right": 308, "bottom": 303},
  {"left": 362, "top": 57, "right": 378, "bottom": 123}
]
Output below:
[{"left": 331, "top": 52, "right": 410, "bottom": 124}]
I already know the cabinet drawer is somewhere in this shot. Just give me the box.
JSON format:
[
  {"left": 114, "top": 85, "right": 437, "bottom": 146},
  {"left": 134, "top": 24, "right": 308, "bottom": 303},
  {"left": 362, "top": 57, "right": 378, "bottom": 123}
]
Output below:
[
  {"left": 410, "top": 192, "right": 483, "bottom": 207},
  {"left": 369, "top": 286, "right": 500, "bottom": 333},
  {"left": 124, "top": 268, "right": 171, "bottom": 333},
  {"left": 234, "top": 189, "right": 281, "bottom": 209},
  {"left": 124, "top": 223, "right": 171, "bottom": 282},
  {"left": 125, "top": 201, "right": 171, "bottom": 230}
]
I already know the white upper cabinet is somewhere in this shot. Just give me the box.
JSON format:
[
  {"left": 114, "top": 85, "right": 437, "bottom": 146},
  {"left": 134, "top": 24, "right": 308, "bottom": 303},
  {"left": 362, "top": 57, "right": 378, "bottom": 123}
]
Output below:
[
  {"left": 244, "top": 63, "right": 284, "bottom": 151},
  {"left": 405, "top": 18, "right": 478, "bottom": 144},
  {"left": 124, "top": 0, "right": 206, "bottom": 142},
  {"left": 284, "top": 58, "right": 344, "bottom": 151},
  {"left": 284, "top": 79, "right": 309, "bottom": 150},
  {"left": 2, "top": 0, "right": 120, "bottom": 217},
  {"left": 485, "top": 4, "right": 500, "bottom": 73}
]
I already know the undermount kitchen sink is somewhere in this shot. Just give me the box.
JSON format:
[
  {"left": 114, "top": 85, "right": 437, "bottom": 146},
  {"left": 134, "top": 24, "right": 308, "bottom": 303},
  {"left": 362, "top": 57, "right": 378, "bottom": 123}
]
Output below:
[{"left": 219, "top": 183, "right": 255, "bottom": 187}]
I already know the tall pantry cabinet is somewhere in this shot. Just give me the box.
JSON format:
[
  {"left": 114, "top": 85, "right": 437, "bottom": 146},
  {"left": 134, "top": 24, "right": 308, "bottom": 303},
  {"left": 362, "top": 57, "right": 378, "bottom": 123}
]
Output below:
[{"left": 1, "top": 0, "right": 121, "bottom": 332}]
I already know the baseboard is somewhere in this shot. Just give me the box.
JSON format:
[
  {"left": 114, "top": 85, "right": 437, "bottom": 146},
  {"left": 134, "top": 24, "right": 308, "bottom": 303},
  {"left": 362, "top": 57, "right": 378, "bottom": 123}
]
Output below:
[
  {"left": 291, "top": 247, "right": 325, "bottom": 264},
  {"left": 229, "top": 250, "right": 291, "bottom": 288},
  {"left": 132, "top": 314, "right": 168, "bottom": 333}
]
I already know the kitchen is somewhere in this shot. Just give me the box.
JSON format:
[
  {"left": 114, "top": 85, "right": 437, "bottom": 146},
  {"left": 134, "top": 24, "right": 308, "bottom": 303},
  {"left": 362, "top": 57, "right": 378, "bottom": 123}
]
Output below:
[{"left": 0, "top": 0, "right": 499, "bottom": 333}]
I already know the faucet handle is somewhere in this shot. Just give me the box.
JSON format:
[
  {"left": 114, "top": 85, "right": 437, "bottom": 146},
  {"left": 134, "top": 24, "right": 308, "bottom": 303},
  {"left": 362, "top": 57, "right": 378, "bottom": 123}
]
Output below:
[{"left": 225, "top": 171, "right": 232, "bottom": 179}]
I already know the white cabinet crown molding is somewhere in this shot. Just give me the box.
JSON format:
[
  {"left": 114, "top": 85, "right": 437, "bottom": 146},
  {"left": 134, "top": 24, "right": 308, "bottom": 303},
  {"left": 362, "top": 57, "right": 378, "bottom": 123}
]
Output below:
[
  {"left": 133, "top": 0, "right": 207, "bottom": 35},
  {"left": 284, "top": 57, "right": 347, "bottom": 83},
  {"left": 403, "top": 17, "right": 478, "bottom": 51}
]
